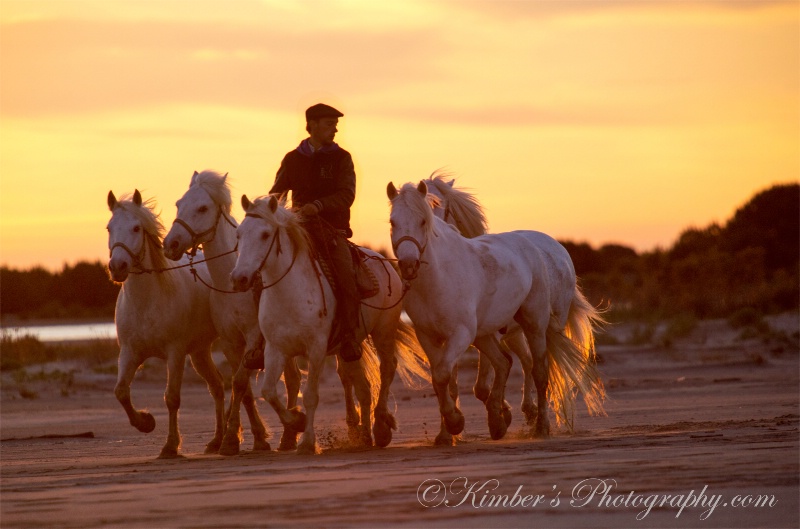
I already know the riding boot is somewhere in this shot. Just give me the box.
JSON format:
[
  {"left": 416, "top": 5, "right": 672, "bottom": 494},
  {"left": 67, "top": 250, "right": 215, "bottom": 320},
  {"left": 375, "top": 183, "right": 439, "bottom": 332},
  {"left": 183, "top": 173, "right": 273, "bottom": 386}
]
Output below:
[{"left": 329, "top": 232, "right": 362, "bottom": 362}]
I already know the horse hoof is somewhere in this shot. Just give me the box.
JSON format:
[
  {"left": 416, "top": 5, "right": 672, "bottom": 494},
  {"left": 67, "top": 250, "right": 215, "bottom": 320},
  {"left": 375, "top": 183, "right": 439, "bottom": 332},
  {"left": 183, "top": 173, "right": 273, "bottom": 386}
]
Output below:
[
  {"left": 204, "top": 438, "right": 222, "bottom": 454},
  {"left": 502, "top": 401, "right": 513, "bottom": 427},
  {"left": 252, "top": 438, "right": 271, "bottom": 451},
  {"left": 444, "top": 409, "right": 465, "bottom": 436},
  {"left": 278, "top": 428, "right": 298, "bottom": 451},
  {"left": 522, "top": 407, "right": 537, "bottom": 426},
  {"left": 373, "top": 414, "right": 396, "bottom": 448},
  {"left": 287, "top": 407, "right": 306, "bottom": 433},
  {"left": 489, "top": 411, "right": 508, "bottom": 440},
  {"left": 135, "top": 412, "right": 156, "bottom": 433},
  {"left": 473, "top": 385, "right": 490, "bottom": 403},
  {"left": 218, "top": 436, "right": 240, "bottom": 456},
  {"left": 434, "top": 432, "right": 455, "bottom": 446},
  {"left": 296, "top": 440, "right": 318, "bottom": 455},
  {"left": 157, "top": 447, "right": 182, "bottom": 459}
]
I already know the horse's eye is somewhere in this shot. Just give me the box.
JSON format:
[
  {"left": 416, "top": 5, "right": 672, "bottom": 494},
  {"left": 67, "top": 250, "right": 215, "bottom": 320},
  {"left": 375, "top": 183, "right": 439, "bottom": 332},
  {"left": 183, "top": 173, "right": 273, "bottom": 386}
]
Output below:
[
  {"left": 198, "top": 206, "right": 208, "bottom": 214},
  {"left": 421, "top": 219, "right": 427, "bottom": 227},
  {"left": 133, "top": 226, "right": 141, "bottom": 233},
  {"left": 261, "top": 232, "right": 269, "bottom": 241}
]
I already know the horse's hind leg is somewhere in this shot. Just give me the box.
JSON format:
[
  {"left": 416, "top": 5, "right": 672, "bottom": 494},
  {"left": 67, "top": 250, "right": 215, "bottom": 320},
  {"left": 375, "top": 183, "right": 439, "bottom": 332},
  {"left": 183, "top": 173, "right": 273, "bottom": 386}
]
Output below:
[
  {"left": 336, "top": 357, "right": 362, "bottom": 445},
  {"left": 473, "top": 346, "right": 492, "bottom": 403},
  {"left": 340, "top": 357, "right": 373, "bottom": 447},
  {"left": 473, "top": 335, "right": 512, "bottom": 440},
  {"left": 239, "top": 369, "right": 270, "bottom": 452},
  {"left": 159, "top": 351, "right": 187, "bottom": 459},
  {"left": 515, "top": 313, "right": 550, "bottom": 438},
  {"left": 188, "top": 349, "right": 226, "bottom": 454},
  {"left": 371, "top": 333, "right": 399, "bottom": 448},
  {"left": 114, "top": 348, "right": 156, "bottom": 434},
  {"left": 504, "top": 330, "right": 536, "bottom": 425}
]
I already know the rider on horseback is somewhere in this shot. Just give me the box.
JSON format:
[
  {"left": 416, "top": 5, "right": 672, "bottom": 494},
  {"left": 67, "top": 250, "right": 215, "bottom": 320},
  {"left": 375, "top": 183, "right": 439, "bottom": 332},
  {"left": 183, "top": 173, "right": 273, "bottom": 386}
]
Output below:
[{"left": 268, "top": 103, "right": 362, "bottom": 362}]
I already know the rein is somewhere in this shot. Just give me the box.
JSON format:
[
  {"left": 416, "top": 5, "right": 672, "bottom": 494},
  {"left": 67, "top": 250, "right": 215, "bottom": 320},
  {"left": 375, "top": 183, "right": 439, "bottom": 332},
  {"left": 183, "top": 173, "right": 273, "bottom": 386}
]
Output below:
[
  {"left": 172, "top": 208, "right": 238, "bottom": 257},
  {"left": 244, "top": 212, "right": 298, "bottom": 290}
]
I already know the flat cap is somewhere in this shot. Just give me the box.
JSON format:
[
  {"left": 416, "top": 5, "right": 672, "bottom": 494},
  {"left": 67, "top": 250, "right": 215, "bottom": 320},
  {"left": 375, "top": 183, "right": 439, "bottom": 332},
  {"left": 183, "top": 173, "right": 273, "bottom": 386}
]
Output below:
[{"left": 305, "top": 103, "right": 344, "bottom": 121}]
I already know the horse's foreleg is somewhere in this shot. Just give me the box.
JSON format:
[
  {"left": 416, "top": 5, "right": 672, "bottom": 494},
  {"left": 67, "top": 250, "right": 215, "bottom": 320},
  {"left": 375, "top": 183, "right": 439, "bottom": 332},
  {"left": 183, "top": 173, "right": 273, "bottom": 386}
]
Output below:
[
  {"left": 219, "top": 346, "right": 246, "bottom": 456},
  {"left": 505, "top": 331, "right": 536, "bottom": 425},
  {"left": 264, "top": 352, "right": 305, "bottom": 445},
  {"left": 114, "top": 349, "right": 155, "bottom": 433},
  {"left": 159, "top": 352, "right": 186, "bottom": 458},
  {"left": 297, "top": 352, "right": 325, "bottom": 455},
  {"left": 336, "top": 357, "right": 361, "bottom": 444},
  {"left": 419, "top": 330, "right": 467, "bottom": 442},
  {"left": 278, "top": 358, "right": 302, "bottom": 451},
  {"left": 474, "top": 335, "right": 512, "bottom": 440},
  {"left": 187, "top": 349, "right": 226, "bottom": 454}
]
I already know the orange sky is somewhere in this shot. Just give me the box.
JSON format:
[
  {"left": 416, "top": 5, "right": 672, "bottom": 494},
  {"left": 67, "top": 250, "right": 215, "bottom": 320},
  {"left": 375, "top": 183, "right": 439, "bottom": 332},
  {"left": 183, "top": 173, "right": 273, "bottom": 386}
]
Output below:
[{"left": 1, "top": 0, "right": 797, "bottom": 271}]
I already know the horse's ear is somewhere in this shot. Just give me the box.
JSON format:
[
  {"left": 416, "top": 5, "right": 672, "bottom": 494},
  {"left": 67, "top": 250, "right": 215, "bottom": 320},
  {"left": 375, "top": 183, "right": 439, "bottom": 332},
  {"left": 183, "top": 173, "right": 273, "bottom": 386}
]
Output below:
[
  {"left": 191, "top": 171, "right": 199, "bottom": 185},
  {"left": 241, "top": 194, "right": 252, "bottom": 212},
  {"left": 387, "top": 182, "right": 398, "bottom": 200},
  {"left": 133, "top": 189, "right": 142, "bottom": 206},
  {"left": 417, "top": 180, "right": 428, "bottom": 195},
  {"left": 447, "top": 179, "right": 455, "bottom": 187},
  {"left": 107, "top": 191, "right": 117, "bottom": 211},
  {"left": 268, "top": 195, "right": 278, "bottom": 213},
  {"left": 222, "top": 172, "right": 228, "bottom": 181}
]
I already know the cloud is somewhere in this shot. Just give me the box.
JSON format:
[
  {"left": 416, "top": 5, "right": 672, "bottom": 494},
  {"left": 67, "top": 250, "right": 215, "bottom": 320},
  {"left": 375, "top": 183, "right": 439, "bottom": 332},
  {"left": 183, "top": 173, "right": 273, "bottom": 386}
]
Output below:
[{"left": 0, "top": 17, "right": 443, "bottom": 118}]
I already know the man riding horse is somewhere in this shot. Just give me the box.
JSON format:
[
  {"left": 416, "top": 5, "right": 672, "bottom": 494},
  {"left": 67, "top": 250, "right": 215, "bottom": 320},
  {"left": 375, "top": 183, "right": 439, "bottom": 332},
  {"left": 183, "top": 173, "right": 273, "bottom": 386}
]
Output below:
[{"left": 265, "top": 103, "right": 362, "bottom": 363}]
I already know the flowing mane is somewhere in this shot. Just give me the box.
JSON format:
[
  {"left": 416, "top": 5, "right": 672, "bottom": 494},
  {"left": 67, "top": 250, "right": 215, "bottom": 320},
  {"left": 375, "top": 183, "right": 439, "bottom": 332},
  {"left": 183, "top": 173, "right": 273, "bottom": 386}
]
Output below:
[
  {"left": 192, "top": 170, "right": 234, "bottom": 215},
  {"left": 394, "top": 182, "right": 440, "bottom": 237},
  {"left": 113, "top": 193, "right": 174, "bottom": 288},
  {"left": 426, "top": 171, "right": 488, "bottom": 238},
  {"left": 249, "top": 196, "right": 313, "bottom": 257}
]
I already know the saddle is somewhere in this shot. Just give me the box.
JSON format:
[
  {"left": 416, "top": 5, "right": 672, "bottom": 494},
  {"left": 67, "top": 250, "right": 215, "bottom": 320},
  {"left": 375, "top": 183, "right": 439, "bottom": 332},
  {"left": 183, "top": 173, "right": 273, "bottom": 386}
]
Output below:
[{"left": 316, "top": 243, "right": 380, "bottom": 300}]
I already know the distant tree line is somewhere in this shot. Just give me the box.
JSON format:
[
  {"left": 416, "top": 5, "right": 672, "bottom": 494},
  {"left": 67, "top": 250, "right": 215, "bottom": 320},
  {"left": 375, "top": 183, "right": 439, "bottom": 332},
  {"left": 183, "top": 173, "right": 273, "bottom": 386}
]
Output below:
[
  {"left": 1, "top": 183, "right": 797, "bottom": 322},
  {"left": 564, "top": 183, "right": 799, "bottom": 319},
  {"left": 1, "top": 261, "right": 119, "bottom": 320}
]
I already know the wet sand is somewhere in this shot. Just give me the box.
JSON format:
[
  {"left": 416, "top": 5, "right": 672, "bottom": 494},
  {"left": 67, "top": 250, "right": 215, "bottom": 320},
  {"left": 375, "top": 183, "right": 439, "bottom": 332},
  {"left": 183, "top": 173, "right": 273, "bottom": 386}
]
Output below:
[{"left": 1, "top": 317, "right": 798, "bottom": 528}]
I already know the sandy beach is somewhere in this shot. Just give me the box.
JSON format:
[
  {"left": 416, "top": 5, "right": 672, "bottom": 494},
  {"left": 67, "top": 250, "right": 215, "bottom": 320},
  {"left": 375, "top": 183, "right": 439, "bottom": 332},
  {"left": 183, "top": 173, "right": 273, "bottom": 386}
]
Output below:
[{"left": 1, "top": 314, "right": 798, "bottom": 528}]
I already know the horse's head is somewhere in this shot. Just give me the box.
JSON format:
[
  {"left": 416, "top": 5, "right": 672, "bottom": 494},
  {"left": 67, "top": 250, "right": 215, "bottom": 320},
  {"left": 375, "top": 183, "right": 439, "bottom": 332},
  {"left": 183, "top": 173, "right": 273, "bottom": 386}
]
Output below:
[
  {"left": 387, "top": 180, "right": 435, "bottom": 281},
  {"left": 164, "top": 170, "right": 231, "bottom": 260},
  {"left": 230, "top": 194, "right": 280, "bottom": 292},
  {"left": 106, "top": 189, "right": 153, "bottom": 282}
]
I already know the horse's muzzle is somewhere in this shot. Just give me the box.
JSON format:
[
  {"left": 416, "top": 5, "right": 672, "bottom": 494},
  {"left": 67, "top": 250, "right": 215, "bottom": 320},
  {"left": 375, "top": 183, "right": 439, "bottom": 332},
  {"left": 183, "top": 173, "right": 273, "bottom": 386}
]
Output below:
[
  {"left": 108, "top": 258, "right": 130, "bottom": 282},
  {"left": 230, "top": 271, "right": 254, "bottom": 292},
  {"left": 398, "top": 259, "right": 420, "bottom": 281},
  {"left": 162, "top": 234, "right": 184, "bottom": 261}
]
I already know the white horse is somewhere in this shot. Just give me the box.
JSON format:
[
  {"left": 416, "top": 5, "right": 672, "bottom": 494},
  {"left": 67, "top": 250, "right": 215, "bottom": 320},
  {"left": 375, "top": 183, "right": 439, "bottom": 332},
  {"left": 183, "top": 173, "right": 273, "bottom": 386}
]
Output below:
[
  {"left": 423, "top": 172, "right": 536, "bottom": 426},
  {"left": 230, "top": 195, "right": 429, "bottom": 455},
  {"left": 387, "top": 181, "right": 605, "bottom": 442},
  {"left": 107, "top": 190, "right": 225, "bottom": 458},
  {"left": 163, "top": 170, "right": 289, "bottom": 455}
]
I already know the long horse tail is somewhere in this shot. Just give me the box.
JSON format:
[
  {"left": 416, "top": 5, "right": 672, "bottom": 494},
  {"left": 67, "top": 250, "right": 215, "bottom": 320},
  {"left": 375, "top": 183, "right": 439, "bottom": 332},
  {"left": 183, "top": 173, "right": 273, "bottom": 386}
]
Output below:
[
  {"left": 545, "top": 283, "right": 607, "bottom": 431},
  {"left": 357, "top": 340, "right": 383, "bottom": 409},
  {"left": 393, "top": 320, "right": 432, "bottom": 389}
]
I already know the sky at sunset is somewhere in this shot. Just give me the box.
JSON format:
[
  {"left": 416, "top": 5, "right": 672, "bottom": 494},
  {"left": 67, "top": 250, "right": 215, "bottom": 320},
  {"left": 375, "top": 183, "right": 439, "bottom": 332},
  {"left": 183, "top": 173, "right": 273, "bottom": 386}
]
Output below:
[{"left": 1, "top": 0, "right": 797, "bottom": 271}]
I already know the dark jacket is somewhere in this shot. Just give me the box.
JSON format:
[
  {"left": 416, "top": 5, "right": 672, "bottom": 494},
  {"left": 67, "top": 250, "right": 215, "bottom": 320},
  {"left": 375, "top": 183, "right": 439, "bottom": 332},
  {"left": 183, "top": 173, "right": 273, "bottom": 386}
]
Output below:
[{"left": 269, "top": 139, "right": 356, "bottom": 237}]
